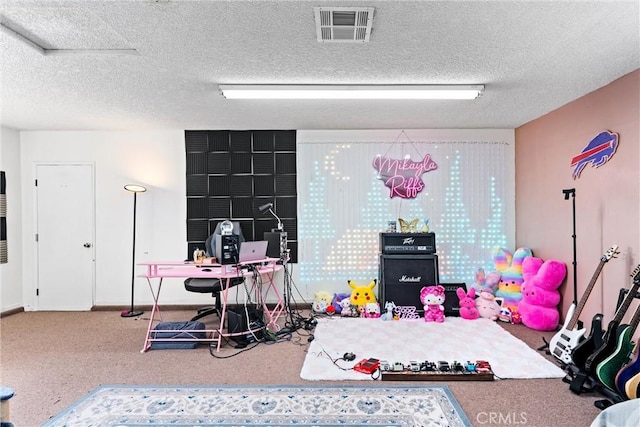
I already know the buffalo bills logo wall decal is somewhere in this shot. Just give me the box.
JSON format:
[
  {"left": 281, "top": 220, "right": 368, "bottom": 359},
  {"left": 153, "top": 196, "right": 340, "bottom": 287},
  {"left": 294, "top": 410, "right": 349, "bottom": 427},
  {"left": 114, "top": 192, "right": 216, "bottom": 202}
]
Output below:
[{"left": 571, "top": 131, "right": 619, "bottom": 179}]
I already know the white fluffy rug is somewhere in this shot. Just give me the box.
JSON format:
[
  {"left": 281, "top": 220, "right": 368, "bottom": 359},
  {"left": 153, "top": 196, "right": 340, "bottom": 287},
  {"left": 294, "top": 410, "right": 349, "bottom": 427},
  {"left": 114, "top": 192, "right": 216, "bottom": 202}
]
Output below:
[{"left": 301, "top": 317, "right": 565, "bottom": 381}]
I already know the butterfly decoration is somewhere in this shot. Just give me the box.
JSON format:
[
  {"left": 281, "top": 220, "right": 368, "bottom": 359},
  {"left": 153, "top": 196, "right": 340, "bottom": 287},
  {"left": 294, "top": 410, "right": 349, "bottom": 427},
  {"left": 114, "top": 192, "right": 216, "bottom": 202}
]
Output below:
[{"left": 398, "top": 218, "right": 419, "bottom": 232}]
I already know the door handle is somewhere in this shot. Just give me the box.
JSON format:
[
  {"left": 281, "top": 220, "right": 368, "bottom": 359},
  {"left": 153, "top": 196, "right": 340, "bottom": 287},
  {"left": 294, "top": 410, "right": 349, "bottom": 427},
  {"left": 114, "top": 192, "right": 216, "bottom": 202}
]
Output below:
[{"left": 83, "top": 243, "right": 92, "bottom": 248}]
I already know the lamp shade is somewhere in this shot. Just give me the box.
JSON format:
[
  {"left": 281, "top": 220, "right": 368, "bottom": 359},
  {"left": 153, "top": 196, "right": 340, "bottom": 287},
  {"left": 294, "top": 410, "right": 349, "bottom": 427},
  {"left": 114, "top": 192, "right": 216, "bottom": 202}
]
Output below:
[{"left": 124, "top": 184, "right": 147, "bottom": 193}]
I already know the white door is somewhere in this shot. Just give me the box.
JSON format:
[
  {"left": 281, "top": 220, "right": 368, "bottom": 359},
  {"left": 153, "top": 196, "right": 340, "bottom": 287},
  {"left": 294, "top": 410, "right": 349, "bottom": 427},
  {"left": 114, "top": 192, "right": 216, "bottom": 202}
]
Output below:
[{"left": 35, "top": 164, "right": 94, "bottom": 310}]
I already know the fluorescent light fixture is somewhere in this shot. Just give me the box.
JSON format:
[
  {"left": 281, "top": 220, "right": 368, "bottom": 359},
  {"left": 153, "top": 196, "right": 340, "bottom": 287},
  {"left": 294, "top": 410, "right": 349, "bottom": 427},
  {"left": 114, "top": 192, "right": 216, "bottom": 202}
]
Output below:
[{"left": 219, "top": 84, "right": 484, "bottom": 100}]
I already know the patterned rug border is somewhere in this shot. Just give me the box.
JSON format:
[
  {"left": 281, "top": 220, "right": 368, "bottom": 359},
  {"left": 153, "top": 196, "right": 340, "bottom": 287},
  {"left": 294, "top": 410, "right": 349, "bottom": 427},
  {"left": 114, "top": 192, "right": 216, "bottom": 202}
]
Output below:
[{"left": 43, "top": 384, "right": 472, "bottom": 427}]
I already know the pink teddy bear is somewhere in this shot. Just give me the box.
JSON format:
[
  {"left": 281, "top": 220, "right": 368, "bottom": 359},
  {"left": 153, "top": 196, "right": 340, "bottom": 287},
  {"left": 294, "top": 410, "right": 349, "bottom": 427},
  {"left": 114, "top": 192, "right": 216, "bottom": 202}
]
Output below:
[
  {"left": 420, "top": 285, "right": 446, "bottom": 323},
  {"left": 457, "top": 287, "right": 479, "bottom": 320}
]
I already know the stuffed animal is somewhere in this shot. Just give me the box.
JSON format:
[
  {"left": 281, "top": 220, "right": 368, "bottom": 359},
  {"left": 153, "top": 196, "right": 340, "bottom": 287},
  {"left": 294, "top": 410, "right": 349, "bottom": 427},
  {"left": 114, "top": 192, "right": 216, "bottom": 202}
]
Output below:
[
  {"left": 380, "top": 301, "right": 396, "bottom": 321},
  {"left": 518, "top": 256, "right": 566, "bottom": 331},
  {"left": 493, "top": 247, "right": 533, "bottom": 316},
  {"left": 476, "top": 290, "right": 503, "bottom": 320},
  {"left": 420, "top": 285, "right": 446, "bottom": 323},
  {"left": 348, "top": 279, "right": 377, "bottom": 314},
  {"left": 473, "top": 267, "right": 501, "bottom": 295},
  {"left": 331, "top": 293, "right": 351, "bottom": 314},
  {"left": 457, "top": 287, "right": 479, "bottom": 320},
  {"left": 339, "top": 297, "right": 352, "bottom": 317},
  {"left": 312, "top": 291, "right": 333, "bottom": 314},
  {"left": 364, "top": 302, "right": 381, "bottom": 318}
]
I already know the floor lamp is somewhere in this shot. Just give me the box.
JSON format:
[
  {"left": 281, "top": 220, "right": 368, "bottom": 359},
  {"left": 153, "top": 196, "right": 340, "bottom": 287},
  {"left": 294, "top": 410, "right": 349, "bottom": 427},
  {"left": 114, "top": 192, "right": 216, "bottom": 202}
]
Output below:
[{"left": 121, "top": 184, "right": 146, "bottom": 318}]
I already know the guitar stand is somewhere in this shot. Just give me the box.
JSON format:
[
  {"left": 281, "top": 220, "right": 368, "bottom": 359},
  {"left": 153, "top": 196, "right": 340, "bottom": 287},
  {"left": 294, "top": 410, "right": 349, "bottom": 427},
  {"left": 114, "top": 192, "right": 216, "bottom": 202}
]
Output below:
[
  {"left": 537, "top": 337, "right": 550, "bottom": 354},
  {"left": 564, "top": 355, "right": 625, "bottom": 408}
]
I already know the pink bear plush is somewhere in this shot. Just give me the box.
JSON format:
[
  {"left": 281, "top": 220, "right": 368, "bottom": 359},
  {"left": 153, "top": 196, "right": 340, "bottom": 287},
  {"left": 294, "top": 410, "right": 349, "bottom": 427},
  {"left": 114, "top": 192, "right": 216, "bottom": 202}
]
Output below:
[
  {"left": 457, "top": 287, "right": 479, "bottom": 320},
  {"left": 420, "top": 285, "right": 445, "bottom": 323},
  {"left": 517, "top": 256, "right": 567, "bottom": 331}
]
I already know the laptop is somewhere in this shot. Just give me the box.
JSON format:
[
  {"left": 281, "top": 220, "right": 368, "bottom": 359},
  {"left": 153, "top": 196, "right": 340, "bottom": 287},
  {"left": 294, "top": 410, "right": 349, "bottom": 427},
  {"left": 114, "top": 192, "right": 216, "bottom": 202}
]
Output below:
[{"left": 238, "top": 240, "right": 269, "bottom": 263}]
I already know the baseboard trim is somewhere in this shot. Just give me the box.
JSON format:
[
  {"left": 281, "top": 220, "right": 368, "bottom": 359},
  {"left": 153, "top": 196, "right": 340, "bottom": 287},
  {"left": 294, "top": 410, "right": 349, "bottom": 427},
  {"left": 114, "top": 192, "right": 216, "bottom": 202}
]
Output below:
[{"left": 1, "top": 306, "right": 25, "bottom": 318}]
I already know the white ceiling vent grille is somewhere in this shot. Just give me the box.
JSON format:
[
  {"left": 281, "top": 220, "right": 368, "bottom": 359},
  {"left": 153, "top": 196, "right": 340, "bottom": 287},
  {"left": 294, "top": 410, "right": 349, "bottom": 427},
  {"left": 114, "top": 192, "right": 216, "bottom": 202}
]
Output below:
[{"left": 314, "top": 7, "right": 374, "bottom": 43}]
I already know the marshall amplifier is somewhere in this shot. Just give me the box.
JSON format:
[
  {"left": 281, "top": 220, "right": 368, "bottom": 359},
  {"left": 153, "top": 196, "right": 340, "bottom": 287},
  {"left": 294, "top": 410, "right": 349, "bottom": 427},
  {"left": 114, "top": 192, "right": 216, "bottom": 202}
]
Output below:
[
  {"left": 378, "top": 254, "right": 439, "bottom": 312},
  {"left": 380, "top": 232, "right": 436, "bottom": 255}
]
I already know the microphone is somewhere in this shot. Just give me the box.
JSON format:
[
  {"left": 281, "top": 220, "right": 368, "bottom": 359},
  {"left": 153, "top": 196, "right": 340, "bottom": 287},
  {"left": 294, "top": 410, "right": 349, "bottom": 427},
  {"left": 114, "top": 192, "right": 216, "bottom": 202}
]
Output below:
[{"left": 258, "top": 202, "right": 273, "bottom": 213}]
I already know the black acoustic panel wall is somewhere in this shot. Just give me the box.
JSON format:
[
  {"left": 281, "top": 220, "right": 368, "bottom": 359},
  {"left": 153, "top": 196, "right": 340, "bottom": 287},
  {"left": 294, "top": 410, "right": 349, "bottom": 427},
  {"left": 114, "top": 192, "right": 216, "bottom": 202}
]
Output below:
[
  {"left": 274, "top": 131, "right": 296, "bottom": 150},
  {"left": 252, "top": 131, "right": 274, "bottom": 151},
  {"left": 254, "top": 219, "right": 275, "bottom": 240},
  {"left": 276, "top": 197, "right": 297, "bottom": 218},
  {"left": 185, "top": 130, "right": 297, "bottom": 262},
  {"left": 209, "top": 152, "right": 231, "bottom": 174},
  {"left": 379, "top": 255, "right": 439, "bottom": 312},
  {"left": 281, "top": 218, "right": 297, "bottom": 240},
  {"left": 231, "top": 197, "right": 253, "bottom": 218},
  {"left": 254, "top": 176, "right": 274, "bottom": 195},
  {"left": 186, "top": 176, "right": 208, "bottom": 196},
  {"left": 230, "top": 131, "right": 252, "bottom": 151},
  {"left": 208, "top": 199, "right": 231, "bottom": 218},
  {"left": 187, "top": 219, "right": 209, "bottom": 241},
  {"left": 275, "top": 175, "right": 296, "bottom": 196},
  {"left": 185, "top": 131, "right": 208, "bottom": 152},
  {"left": 229, "top": 176, "right": 253, "bottom": 196},
  {"left": 209, "top": 176, "right": 230, "bottom": 196},
  {"left": 186, "top": 153, "right": 207, "bottom": 174},
  {"left": 208, "top": 131, "right": 230, "bottom": 151},
  {"left": 253, "top": 153, "right": 275, "bottom": 174},
  {"left": 187, "top": 198, "right": 207, "bottom": 219},
  {"left": 275, "top": 153, "right": 297, "bottom": 173},
  {"left": 231, "top": 153, "right": 252, "bottom": 174}
]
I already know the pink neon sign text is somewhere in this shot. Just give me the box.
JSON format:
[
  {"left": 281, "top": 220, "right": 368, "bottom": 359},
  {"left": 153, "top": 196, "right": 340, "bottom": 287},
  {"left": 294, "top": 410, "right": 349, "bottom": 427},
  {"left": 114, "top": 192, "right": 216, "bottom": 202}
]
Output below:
[{"left": 372, "top": 154, "right": 438, "bottom": 199}]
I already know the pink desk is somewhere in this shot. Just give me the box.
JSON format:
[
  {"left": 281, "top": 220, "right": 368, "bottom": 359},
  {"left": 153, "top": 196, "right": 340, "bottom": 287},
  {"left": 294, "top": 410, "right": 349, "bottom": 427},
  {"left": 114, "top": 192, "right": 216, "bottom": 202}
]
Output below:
[{"left": 138, "top": 258, "right": 283, "bottom": 352}]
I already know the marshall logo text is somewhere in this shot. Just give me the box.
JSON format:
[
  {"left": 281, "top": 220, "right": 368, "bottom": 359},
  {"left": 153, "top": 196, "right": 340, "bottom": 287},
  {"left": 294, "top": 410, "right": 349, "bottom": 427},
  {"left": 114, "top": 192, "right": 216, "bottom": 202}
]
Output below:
[{"left": 399, "top": 275, "right": 421, "bottom": 282}]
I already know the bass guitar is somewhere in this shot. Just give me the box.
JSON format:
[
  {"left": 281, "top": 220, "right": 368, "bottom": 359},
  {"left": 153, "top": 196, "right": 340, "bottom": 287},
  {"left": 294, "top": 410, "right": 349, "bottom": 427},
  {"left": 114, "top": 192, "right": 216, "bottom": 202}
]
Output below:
[
  {"left": 615, "top": 343, "right": 640, "bottom": 399},
  {"left": 596, "top": 266, "right": 640, "bottom": 390},
  {"left": 549, "top": 245, "right": 619, "bottom": 364},
  {"left": 584, "top": 266, "right": 640, "bottom": 375}
]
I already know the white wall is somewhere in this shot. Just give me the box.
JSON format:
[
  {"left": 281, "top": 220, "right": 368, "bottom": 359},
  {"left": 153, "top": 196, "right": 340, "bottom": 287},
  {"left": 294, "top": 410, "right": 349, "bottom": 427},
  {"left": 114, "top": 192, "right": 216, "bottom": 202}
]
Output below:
[
  {"left": 7, "top": 128, "right": 513, "bottom": 312},
  {"left": 0, "top": 126, "right": 23, "bottom": 311},
  {"left": 18, "top": 130, "right": 209, "bottom": 309}
]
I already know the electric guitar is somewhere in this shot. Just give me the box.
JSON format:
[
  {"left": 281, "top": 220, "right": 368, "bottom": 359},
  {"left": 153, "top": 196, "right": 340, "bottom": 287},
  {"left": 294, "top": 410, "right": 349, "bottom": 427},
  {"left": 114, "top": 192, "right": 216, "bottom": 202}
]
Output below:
[
  {"left": 596, "top": 267, "right": 640, "bottom": 390},
  {"left": 549, "top": 245, "right": 619, "bottom": 364},
  {"left": 584, "top": 266, "right": 640, "bottom": 375},
  {"left": 615, "top": 343, "right": 640, "bottom": 399}
]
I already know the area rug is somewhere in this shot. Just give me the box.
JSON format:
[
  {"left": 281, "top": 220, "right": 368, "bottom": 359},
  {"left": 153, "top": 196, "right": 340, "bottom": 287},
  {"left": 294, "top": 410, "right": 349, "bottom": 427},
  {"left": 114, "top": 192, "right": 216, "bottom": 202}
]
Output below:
[
  {"left": 41, "top": 384, "right": 471, "bottom": 427},
  {"left": 301, "top": 317, "right": 565, "bottom": 381}
]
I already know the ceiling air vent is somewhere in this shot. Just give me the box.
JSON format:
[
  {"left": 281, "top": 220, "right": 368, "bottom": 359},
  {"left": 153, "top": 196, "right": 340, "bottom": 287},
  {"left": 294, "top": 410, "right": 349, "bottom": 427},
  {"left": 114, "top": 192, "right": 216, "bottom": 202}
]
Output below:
[{"left": 314, "top": 7, "right": 374, "bottom": 43}]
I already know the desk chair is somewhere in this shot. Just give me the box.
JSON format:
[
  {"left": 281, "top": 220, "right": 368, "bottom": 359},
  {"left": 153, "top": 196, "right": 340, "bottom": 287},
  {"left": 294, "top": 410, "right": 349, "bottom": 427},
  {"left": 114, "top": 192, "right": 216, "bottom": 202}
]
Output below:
[{"left": 184, "top": 221, "right": 245, "bottom": 322}]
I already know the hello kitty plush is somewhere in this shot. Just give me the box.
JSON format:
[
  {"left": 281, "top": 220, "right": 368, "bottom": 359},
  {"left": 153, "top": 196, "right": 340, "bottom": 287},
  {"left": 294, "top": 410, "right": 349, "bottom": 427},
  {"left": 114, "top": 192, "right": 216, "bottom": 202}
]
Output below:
[
  {"left": 420, "top": 285, "right": 446, "bottom": 323},
  {"left": 457, "top": 287, "right": 479, "bottom": 320}
]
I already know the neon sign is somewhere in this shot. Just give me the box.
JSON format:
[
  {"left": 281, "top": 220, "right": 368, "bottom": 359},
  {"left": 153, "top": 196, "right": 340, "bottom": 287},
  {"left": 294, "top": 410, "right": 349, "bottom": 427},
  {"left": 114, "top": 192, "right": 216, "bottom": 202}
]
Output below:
[{"left": 372, "top": 154, "right": 438, "bottom": 199}]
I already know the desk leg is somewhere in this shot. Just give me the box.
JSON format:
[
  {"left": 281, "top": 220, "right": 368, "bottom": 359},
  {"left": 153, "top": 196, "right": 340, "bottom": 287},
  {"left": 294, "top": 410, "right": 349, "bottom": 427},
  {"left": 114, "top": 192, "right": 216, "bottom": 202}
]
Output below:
[
  {"left": 141, "top": 277, "right": 164, "bottom": 353},
  {"left": 261, "top": 270, "right": 284, "bottom": 332},
  {"left": 213, "top": 277, "right": 232, "bottom": 352}
]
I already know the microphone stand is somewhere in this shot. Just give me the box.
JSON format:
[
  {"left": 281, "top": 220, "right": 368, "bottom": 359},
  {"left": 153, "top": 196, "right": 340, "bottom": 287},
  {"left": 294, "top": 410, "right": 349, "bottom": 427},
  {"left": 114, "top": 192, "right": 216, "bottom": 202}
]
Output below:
[{"left": 563, "top": 188, "right": 578, "bottom": 307}]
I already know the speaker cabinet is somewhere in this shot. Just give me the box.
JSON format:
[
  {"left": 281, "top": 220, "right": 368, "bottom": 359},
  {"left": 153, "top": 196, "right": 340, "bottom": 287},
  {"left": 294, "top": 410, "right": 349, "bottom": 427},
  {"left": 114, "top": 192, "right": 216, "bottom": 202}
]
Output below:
[
  {"left": 378, "top": 255, "right": 439, "bottom": 312},
  {"left": 215, "top": 234, "right": 239, "bottom": 265},
  {"left": 264, "top": 231, "right": 287, "bottom": 259}
]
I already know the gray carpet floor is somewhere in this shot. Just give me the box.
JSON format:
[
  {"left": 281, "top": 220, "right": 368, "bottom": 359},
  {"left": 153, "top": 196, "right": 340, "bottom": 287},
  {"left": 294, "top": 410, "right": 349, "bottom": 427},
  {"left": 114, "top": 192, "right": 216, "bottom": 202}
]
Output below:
[{"left": 0, "top": 309, "right": 605, "bottom": 426}]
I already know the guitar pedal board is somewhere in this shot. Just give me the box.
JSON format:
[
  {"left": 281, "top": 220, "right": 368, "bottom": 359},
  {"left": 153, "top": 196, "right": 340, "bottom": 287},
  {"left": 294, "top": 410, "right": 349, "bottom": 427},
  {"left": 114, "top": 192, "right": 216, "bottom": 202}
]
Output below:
[{"left": 380, "top": 359, "right": 494, "bottom": 381}]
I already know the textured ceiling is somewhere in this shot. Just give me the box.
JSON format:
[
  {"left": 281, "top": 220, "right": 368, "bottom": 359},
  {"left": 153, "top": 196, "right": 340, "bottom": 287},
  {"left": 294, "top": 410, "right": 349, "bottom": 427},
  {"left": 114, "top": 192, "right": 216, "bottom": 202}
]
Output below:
[{"left": 1, "top": 0, "right": 638, "bottom": 131}]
